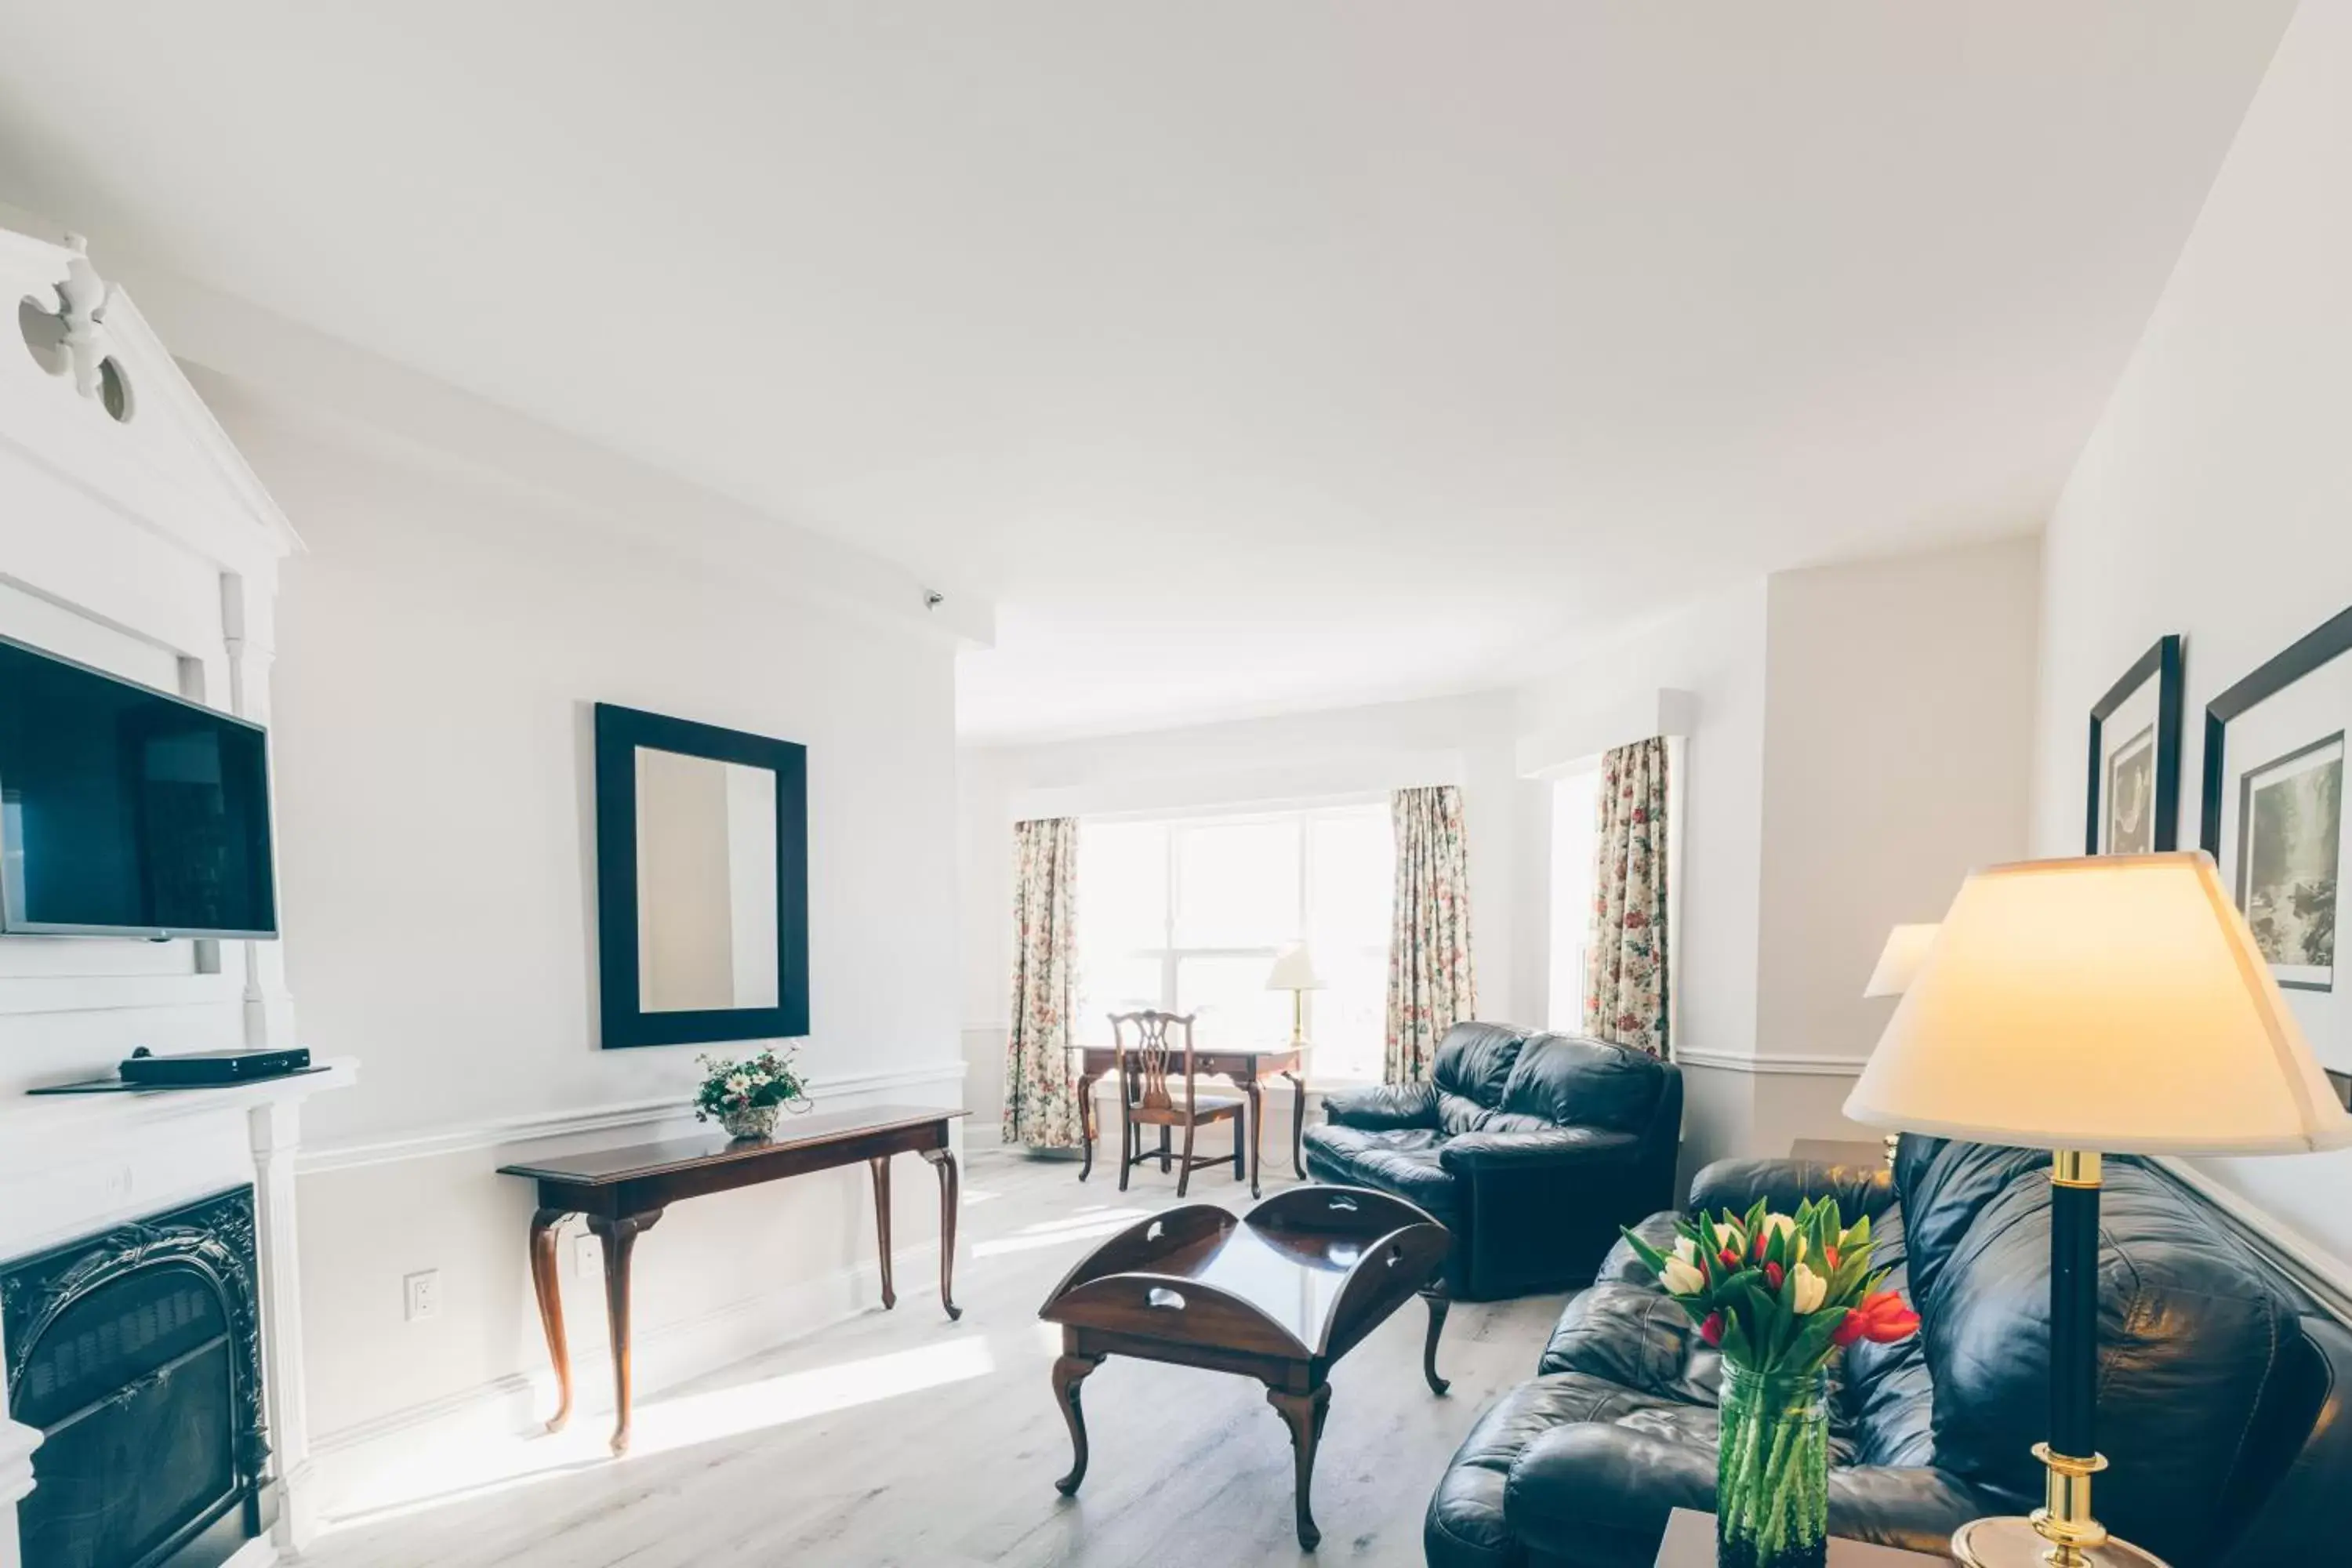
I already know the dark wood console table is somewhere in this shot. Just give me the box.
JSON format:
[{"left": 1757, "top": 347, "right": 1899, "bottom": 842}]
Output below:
[
  {"left": 1069, "top": 1043, "right": 1305, "bottom": 1196},
  {"left": 499, "top": 1104, "right": 965, "bottom": 1455}
]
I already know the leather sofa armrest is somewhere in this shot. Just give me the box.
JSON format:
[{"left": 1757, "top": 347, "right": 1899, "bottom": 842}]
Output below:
[
  {"left": 1687, "top": 1156, "right": 1896, "bottom": 1223},
  {"left": 1438, "top": 1126, "right": 1642, "bottom": 1175},
  {"left": 1322, "top": 1081, "right": 1439, "bottom": 1131}
]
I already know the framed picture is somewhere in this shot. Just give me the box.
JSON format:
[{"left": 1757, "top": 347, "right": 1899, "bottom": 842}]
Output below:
[
  {"left": 2203, "top": 606, "right": 2352, "bottom": 1065},
  {"left": 2085, "top": 634, "right": 2183, "bottom": 855}
]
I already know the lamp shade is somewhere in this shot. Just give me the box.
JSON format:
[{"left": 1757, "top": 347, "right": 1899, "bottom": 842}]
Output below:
[
  {"left": 1265, "top": 943, "right": 1325, "bottom": 992},
  {"left": 1844, "top": 852, "right": 2352, "bottom": 1156},
  {"left": 1863, "top": 923, "right": 1940, "bottom": 998}
]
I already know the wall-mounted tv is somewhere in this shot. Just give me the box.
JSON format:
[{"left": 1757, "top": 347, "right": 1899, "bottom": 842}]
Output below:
[{"left": 0, "top": 633, "right": 278, "bottom": 939}]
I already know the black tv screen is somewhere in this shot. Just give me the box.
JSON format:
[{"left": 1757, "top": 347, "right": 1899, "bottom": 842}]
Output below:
[{"left": 0, "top": 634, "right": 278, "bottom": 938}]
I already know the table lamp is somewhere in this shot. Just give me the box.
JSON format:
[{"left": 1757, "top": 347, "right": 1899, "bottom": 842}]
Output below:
[
  {"left": 1843, "top": 851, "right": 2352, "bottom": 1567},
  {"left": 1265, "top": 943, "right": 1324, "bottom": 1048},
  {"left": 1858, "top": 923, "right": 1942, "bottom": 1167}
]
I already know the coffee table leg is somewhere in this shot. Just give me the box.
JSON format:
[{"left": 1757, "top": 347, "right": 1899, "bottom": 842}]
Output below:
[
  {"left": 1420, "top": 1287, "right": 1452, "bottom": 1396},
  {"left": 587, "top": 1209, "right": 662, "bottom": 1457},
  {"left": 1051, "top": 1352, "right": 1104, "bottom": 1495},
  {"left": 1266, "top": 1383, "right": 1331, "bottom": 1549},
  {"left": 922, "top": 1147, "right": 962, "bottom": 1320}
]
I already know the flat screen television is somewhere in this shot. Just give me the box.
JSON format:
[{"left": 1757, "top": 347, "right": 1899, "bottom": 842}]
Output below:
[{"left": 0, "top": 633, "right": 278, "bottom": 939}]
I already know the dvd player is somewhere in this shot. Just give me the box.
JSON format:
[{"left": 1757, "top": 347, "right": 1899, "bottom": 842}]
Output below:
[{"left": 119, "top": 1047, "right": 313, "bottom": 1086}]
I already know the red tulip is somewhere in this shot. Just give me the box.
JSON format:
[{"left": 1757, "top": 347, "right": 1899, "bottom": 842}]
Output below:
[
  {"left": 1824, "top": 1245, "right": 1842, "bottom": 1271},
  {"left": 1835, "top": 1289, "right": 1921, "bottom": 1348},
  {"left": 1719, "top": 1247, "right": 1742, "bottom": 1271},
  {"left": 1699, "top": 1312, "right": 1725, "bottom": 1347},
  {"left": 1762, "top": 1261, "right": 1784, "bottom": 1290}
]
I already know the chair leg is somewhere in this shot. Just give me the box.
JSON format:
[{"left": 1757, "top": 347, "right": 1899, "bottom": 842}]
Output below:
[
  {"left": 1158, "top": 1127, "right": 1171, "bottom": 1174},
  {"left": 1177, "top": 1118, "right": 1197, "bottom": 1198},
  {"left": 1117, "top": 1097, "right": 1132, "bottom": 1192},
  {"left": 1233, "top": 1106, "right": 1247, "bottom": 1181}
]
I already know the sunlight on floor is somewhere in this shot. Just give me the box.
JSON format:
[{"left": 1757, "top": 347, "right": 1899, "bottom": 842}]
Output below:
[
  {"left": 969, "top": 1207, "right": 1152, "bottom": 1259},
  {"left": 325, "top": 1337, "right": 997, "bottom": 1532}
]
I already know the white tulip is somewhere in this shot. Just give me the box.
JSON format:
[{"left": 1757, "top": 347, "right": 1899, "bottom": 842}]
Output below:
[
  {"left": 1661, "top": 1256, "right": 1707, "bottom": 1296},
  {"left": 1672, "top": 1236, "right": 1699, "bottom": 1265},
  {"left": 1789, "top": 1261, "right": 1828, "bottom": 1315}
]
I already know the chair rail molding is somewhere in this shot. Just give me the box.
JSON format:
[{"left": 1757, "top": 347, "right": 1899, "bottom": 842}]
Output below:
[{"left": 1672, "top": 1049, "right": 1869, "bottom": 1077}]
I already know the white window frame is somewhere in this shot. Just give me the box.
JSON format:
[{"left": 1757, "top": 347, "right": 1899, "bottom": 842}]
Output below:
[{"left": 1077, "top": 796, "right": 1392, "bottom": 1087}]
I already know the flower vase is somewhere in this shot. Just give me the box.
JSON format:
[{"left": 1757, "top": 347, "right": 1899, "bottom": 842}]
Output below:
[
  {"left": 1716, "top": 1363, "right": 1829, "bottom": 1568},
  {"left": 720, "top": 1103, "right": 780, "bottom": 1142}
]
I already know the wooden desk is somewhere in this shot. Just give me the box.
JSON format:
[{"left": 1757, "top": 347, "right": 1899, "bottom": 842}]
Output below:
[
  {"left": 499, "top": 1104, "right": 965, "bottom": 1454},
  {"left": 1069, "top": 1044, "right": 1305, "bottom": 1196},
  {"left": 1656, "top": 1508, "right": 1946, "bottom": 1563}
]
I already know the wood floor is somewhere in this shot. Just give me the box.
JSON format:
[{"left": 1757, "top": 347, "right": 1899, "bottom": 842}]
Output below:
[{"left": 303, "top": 1145, "right": 1570, "bottom": 1568}]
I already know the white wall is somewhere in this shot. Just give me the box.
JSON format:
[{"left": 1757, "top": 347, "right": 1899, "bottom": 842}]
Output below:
[
  {"left": 1759, "top": 537, "right": 2042, "bottom": 1063},
  {"left": 2033, "top": 0, "right": 2352, "bottom": 1261},
  {"left": 211, "top": 386, "right": 964, "bottom": 1512}
]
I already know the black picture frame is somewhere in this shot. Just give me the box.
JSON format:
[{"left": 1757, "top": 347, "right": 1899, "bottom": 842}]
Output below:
[
  {"left": 593, "top": 702, "right": 810, "bottom": 1050},
  {"left": 2201, "top": 605, "right": 2352, "bottom": 1000},
  {"left": 2085, "top": 633, "right": 2185, "bottom": 855}
]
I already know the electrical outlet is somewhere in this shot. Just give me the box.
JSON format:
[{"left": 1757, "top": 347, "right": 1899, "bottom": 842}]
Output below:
[
  {"left": 572, "top": 1233, "right": 601, "bottom": 1280},
  {"left": 403, "top": 1269, "right": 440, "bottom": 1323}
]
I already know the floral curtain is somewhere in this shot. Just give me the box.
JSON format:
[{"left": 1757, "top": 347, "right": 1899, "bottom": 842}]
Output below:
[
  {"left": 1002, "top": 817, "right": 1086, "bottom": 1149},
  {"left": 1585, "top": 737, "right": 1671, "bottom": 1057},
  {"left": 1386, "top": 785, "right": 1476, "bottom": 1083}
]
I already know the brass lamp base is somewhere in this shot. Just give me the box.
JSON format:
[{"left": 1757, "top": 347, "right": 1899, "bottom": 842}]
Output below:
[{"left": 1951, "top": 1516, "right": 2170, "bottom": 1568}]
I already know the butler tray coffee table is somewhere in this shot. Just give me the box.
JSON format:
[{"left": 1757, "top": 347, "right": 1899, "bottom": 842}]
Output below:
[{"left": 1038, "top": 1185, "right": 1451, "bottom": 1548}]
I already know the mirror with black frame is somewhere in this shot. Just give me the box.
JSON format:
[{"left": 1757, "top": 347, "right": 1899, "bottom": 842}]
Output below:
[{"left": 593, "top": 703, "right": 808, "bottom": 1049}]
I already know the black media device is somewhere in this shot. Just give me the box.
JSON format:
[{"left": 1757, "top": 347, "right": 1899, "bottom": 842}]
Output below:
[
  {"left": 118, "top": 1046, "right": 312, "bottom": 1085},
  {"left": 0, "top": 632, "right": 278, "bottom": 939}
]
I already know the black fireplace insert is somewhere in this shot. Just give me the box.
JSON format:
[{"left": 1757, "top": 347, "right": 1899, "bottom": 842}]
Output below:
[{"left": 2, "top": 1188, "right": 269, "bottom": 1568}]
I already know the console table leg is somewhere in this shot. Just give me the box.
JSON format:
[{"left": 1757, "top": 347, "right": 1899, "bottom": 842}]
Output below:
[
  {"left": 1420, "top": 1287, "right": 1452, "bottom": 1396},
  {"left": 528, "top": 1208, "right": 574, "bottom": 1432},
  {"left": 869, "top": 1156, "right": 896, "bottom": 1310},
  {"left": 586, "top": 1210, "right": 661, "bottom": 1457},
  {"left": 1051, "top": 1352, "right": 1103, "bottom": 1495},
  {"left": 1266, "top": 1383, "right": 1331, "bottom": 1549},
  {"left": 923, "top": 1147, "right": 962, "bottom": 1320}
]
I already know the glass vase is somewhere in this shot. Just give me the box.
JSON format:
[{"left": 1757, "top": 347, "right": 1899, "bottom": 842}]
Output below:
[{"left": 1716, "top": 1363, "right": 1829, "bottom": 1568}]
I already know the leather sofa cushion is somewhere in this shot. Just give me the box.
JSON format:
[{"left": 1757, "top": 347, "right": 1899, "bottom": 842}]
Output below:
[
  {"left": 1497, "top": 1033, "right": 1668, "bottom": 1133},
  {"left": 1298, "top": 1125, "right": 1457, "bottom": 1223},
  {"left": 1917, "top": 1152, "right": 2293, "bottom": 1564},
  {"left": 1432, "top": 1022, "right": 1527, "bottom": 1133}
]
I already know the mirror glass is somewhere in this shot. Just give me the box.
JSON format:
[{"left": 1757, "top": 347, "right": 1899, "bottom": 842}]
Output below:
[{"left": 633, "top": 746, "right": 779, "bottom": 1013}]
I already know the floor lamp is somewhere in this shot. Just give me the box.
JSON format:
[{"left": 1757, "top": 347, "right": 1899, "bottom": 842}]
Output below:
[{"left": 1843, "top": 852, "right": 2352, "bottom": 1568}]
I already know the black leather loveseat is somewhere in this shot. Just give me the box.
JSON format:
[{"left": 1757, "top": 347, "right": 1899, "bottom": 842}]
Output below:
[
  {"left": 1303, "top": 1023, "right": 1681, "bottom": 1300},
  {"left": 1425, "top": 1137, "right": 2352, "bottom": 1568}
]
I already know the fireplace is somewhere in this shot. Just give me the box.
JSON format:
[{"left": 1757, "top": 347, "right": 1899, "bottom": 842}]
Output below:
[{"left": 2, "top": 1189, "right": 268, "bottom": 1568}]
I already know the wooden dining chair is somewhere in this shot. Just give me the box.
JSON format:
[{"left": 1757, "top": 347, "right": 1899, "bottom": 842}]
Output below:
[{"left": 1107, "top": 1010, "right": 1247, "bottom": 1198}]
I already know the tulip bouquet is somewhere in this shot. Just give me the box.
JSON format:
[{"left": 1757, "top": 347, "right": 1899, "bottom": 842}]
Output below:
[
  {"left": 1621, "top": 1195, "right": 1919, "bottom": 1373},
  {"left": 1622, "top": 1196, "right": 1918, "bottom": 1568}
]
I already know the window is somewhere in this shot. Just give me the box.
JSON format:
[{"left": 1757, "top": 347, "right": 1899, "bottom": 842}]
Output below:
[
  {"left": 1547, "top": 768, "right": 1601, "bottom": 1033},
  {"left": 1076, "top": 803, "right": 1393, "bottom": 1083}
]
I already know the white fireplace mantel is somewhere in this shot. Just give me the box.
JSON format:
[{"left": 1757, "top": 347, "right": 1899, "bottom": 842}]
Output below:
[{"left": 0, "top": 1062, "right": 357, "bottom": 1568}]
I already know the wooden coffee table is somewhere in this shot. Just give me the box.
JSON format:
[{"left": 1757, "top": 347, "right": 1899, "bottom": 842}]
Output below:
[
  {"left": 1657, "top": 1508, "right": 1948, "bottom": 1563},
  {"left": 1038, "top": 1185, "right": 1451, "bottom": 1548}
]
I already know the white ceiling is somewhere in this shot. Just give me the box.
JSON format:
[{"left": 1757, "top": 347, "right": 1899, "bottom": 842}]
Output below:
[{"left": 0, "top": 2, "right": 2295, "bottom": 741}]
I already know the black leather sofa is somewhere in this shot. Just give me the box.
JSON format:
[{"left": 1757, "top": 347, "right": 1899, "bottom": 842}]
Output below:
[
  {"left": 1303, "top": 1023, "right": 1682, "bottom": 1300},
  {"left": 1425, "top": 1137, "right": 2352, "bottom": 1568}
]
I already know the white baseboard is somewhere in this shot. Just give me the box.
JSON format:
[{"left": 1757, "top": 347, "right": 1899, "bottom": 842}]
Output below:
[{"left": 309, "top": 1237, "right": 942, "bottom": 1523}]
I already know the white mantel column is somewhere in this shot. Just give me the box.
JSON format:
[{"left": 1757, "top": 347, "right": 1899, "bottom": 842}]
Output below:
[
  {"left": 1, "top": 1416, "right": 37, "bottom": 1568},
  {"left": 252, "top": 1098, "right": 320, "bottom": 1552}
]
